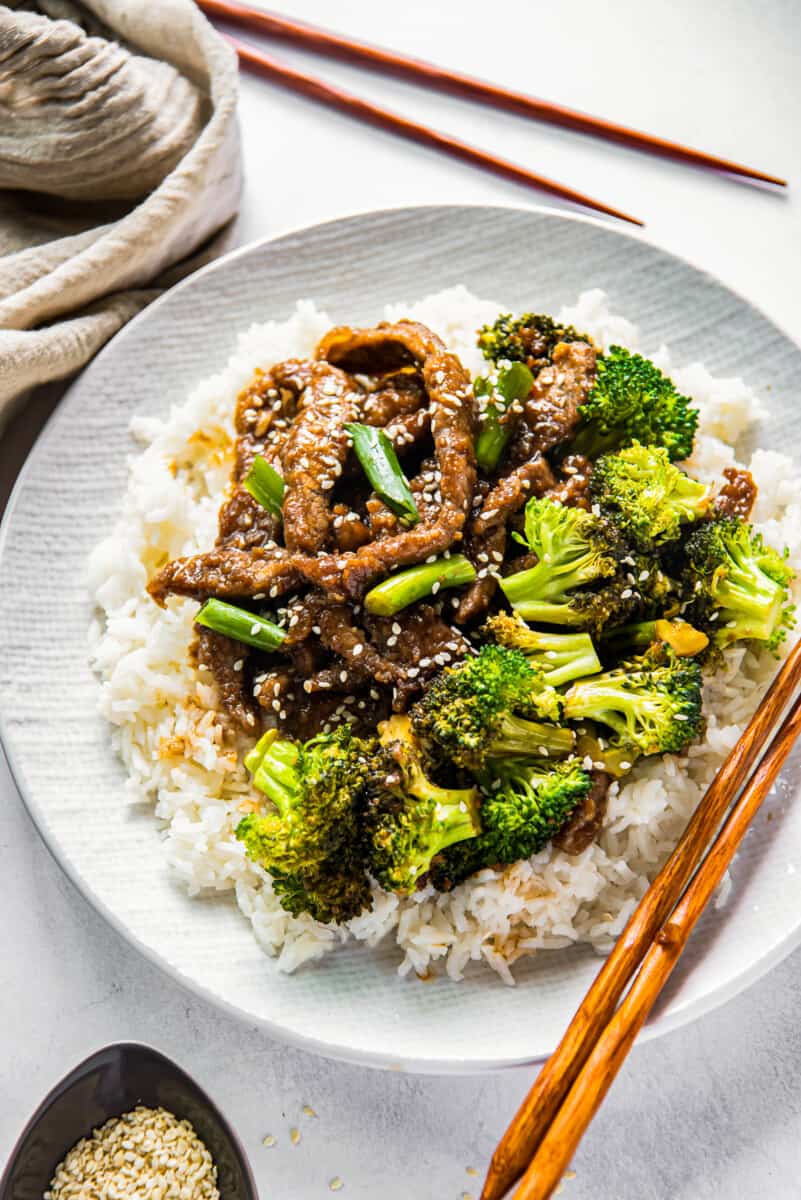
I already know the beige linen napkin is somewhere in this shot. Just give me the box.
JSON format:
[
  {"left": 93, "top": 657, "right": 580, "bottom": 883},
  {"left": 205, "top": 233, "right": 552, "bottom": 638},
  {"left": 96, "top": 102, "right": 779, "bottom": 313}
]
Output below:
[{"left": 0, "top": 0, "right": 241, "bottom": 427}]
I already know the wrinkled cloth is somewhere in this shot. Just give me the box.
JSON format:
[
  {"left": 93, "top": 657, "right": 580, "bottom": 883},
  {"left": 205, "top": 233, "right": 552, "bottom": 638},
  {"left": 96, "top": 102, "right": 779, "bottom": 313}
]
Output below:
[{"left": 0, "top": 0, "right": 241, "bottom": 426}]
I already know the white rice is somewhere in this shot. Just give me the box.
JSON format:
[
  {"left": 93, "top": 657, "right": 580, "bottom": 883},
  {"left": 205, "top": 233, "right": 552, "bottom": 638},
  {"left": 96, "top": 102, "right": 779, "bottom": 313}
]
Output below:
[{"left": 88, "top": 287, "right": 801, "bottom": 983}]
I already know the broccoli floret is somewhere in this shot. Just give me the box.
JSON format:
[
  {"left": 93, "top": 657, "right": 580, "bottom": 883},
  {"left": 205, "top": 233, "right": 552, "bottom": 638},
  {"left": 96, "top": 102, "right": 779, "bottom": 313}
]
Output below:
[
  {"left": 500, "top": 496, "right": 639, "bottom": 634},
  {"left": 411, "top": 644, "right": 575, "bottom": 772},
  {"left": 590, "top": 442, "right": 711, "bottom": 550},
  {"left": 477, "top": 312, "right": 588, "bottom": 369},
  {"left": 571, "top": 347, "right": 698, "bottom": 462},
  {"left": 429, "top": 759, "right": 592, "bottom": 889},
  {"left": 483, "top": 612, "right": 602, "bottom": 686},
  {"left": 364, "top": 716, "right": 481, "bottom": 893},
  {"left": 236, "top": 727, "right": 372, "bottom": 924},
  {"left": 563, "top": 647, "right": 703, "bottom": 756},
  {"left": 682, "top": 515, "right": 796, "bottom": 651}
]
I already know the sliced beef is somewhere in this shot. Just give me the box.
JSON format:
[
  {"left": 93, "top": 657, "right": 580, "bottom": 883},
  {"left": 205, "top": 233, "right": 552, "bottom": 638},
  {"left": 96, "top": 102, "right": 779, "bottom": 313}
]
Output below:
[
  {"left": 195, "top": 627, "right": 257, "bottom": 731},
  {"left": 280, "top": 362, "right": 361, "bottom": 553},
  {"left": 546, "top": 454, "right": 594, "bottom": 510},
  {"left": 338, "top": 348, "right": 477, "bottom": 598},
  {"left": 524, "top": 341, "right": 596, "bottom": 455},
  {"left": 552, "top": 772, "right": 610, "bottom": 854},
  {"left": 316, "top": 319, "right": 445, "bottom": 372},
  {"left": 715, "top": 467, "right": 757, "bottom": 520}
]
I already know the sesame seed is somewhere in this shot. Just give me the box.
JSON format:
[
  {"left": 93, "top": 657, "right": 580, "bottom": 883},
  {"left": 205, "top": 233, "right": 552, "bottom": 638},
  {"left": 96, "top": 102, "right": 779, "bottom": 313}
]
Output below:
[
  {"left": 329, "top": 1178, "right": 344, "bottom": 1192},
  {"left": 302, "top": 1104, "right": 317, "bottom": 1118},
  {"left": 263, "top": 1134, "right": 277, "bottom": 1147},
  {"left": 233, "top": 659, "right": 243, "bottom": 671},
  {"left": 620, "top": 589, "right": 633, "bottom": 600},
  {"left": 290, "top": 1127, "right": 301, "bottom": 1145}
]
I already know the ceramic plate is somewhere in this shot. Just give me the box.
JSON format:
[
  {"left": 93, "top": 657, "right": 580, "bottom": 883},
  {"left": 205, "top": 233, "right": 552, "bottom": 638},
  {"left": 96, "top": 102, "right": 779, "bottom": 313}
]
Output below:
[{"left": 3, "top": 205, "right": 801, "bottom": 1072}]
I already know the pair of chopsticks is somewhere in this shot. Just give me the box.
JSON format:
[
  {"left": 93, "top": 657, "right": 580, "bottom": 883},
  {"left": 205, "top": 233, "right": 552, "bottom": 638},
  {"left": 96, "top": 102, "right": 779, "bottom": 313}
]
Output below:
[
  {"left": 198, "top": 0, "right": 785, "bottom": 228},
  {"left": 482, "top": 635, "right": 801, "bottom": 1200}
]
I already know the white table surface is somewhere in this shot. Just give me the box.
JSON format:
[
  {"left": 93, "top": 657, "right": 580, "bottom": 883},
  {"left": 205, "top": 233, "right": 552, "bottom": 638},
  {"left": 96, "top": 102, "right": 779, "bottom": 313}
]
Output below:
[{"left": 3, "top": 1, "right": 801, "bottom": 1195}]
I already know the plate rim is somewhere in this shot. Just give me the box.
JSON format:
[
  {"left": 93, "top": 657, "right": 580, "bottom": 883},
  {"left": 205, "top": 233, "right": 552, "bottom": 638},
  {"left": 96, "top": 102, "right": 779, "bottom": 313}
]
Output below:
[{"left": 3, "top": 201, "right": 801, "bottom": 1073}]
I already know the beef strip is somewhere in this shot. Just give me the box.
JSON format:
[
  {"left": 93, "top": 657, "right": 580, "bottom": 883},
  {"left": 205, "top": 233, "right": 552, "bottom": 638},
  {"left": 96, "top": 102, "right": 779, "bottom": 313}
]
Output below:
[
  {"left": 331, "top": 504, "right": 372, "bottom": 552},
  {"left": 365, "top": 494, "right": 400, "bottom": 540},
  {"left": 338, "top": 348, "right": 477, "bottom": 598},
  {"left": 195, "top": 627, "right": 257, "bottom": 730},
  {"left": 148, "top": 547, "right": 307, "bottom": 606},
  {"left": 546, "top": 453, "right": 594, "bottom": 510},
  {"left": 279, "top": 362, "right": 362, "bottom": 553},
  {"left": 365, "top": 604, "right": 472, "bottom": 708},
  {"left": 453, "top": 455, "right": 555, "bottom": 624},
  {"left": 316, "top": 319, "right": 445, "bottom": 372},
  {"left": 552, "top": 771, "right": 610, "bottom": 854},
  {"left": 383, "top": 406, "right": 431, "bottom": 452},
  {"left": 454, "top": 525, "right": 507, "bottom": 625},
  {"left": 472, "top": 454, "right": 556, "bottom": 539},
  {"left": 524, "top": 341, "right": 596, "bottom": 455},
  {"left": 361, "top": 367, "right": 426, "bottom": 426},
  {"left": 715, "top": 466, "right": 757, "bottom": 520},
  {"left": 316, "top": 604, "right": 407, "bottom": 688}
]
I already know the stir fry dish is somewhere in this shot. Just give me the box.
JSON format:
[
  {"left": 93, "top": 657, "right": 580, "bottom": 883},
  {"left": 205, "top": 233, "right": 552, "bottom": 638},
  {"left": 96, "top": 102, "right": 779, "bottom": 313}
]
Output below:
[{"left": 146, "top": 311, "right": 795, "bottom": 927}]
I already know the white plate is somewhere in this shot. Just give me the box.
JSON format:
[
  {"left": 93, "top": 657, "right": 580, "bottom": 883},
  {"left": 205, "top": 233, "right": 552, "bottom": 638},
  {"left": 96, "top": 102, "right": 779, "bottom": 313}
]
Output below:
[{"left": 3, "top": 205, "right": 801, "bottom": 1073}]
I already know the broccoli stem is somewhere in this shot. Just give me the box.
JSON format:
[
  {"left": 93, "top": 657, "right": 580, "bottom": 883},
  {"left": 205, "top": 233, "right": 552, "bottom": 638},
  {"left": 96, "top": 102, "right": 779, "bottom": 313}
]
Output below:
[
  {"left": 345, "top": 422, "right": 420, "bottom": 527},
  {"left": 500, "top": 562, "right": 597, "bottom": 623},
  {"left": 716, "top": 573, "right": 784, "bottom": 641},
  {"left": 489, "top": 713, "right": 575, "bottom": 759},
  {"left": 499, "top": 566, "right": 591, "bottom": 625},
  {"left": 252, "top": 739, "right": 301, "bottom": 809},
  {"left": 195, "top": 598, "right": 287, "bottom": 652},
  {"left": 243, "top": 455, "right": 285, "bottom": 519},
  {"left": 534, "top": 633, "right": 602, "bottom": 686},
  {"left": 364, "top": 555, "right": 477, "bottom": 616}
]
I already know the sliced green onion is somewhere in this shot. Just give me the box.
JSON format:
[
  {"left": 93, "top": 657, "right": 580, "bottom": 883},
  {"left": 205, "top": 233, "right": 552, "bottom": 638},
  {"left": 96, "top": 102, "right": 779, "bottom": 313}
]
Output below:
[
  {"left": 345, "top": 422, "right": 420, "bottom": 527},
  {"left": 364, "top": 555, "right": 476, "bottom": 617},
  {"left": 475, "top": 362, "right": 534, "bottom": 472},
  {"left": 243, "top": 455, "right": 285, "bottom": 519},
  {"left": 196, "top": 598, "right": 287, "bottom": 652}
]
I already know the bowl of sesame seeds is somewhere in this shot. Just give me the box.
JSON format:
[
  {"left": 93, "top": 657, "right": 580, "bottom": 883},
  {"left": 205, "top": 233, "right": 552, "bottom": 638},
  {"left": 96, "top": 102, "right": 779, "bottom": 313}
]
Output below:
[{"left": 0, "top": 1042, "right": 257, "bottom": 1200}]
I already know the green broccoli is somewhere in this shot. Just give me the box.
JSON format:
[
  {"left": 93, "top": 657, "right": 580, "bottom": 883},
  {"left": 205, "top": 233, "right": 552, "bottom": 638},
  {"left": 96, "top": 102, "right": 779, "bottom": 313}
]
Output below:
[
  {"left": 589, "top": 442, "right": 711, "bottom": 550},
  {"left": 236, "top": 727, "right": 372, "bottom": 924},
  {"left": 483, "top": 611, "right": 602, "bottom": 686},
  {"left": 429, "top": 759, "right": 592, "bottom": 890},
  {"left": 411, "top": 644, "right": 575, "bottom": 772},
  {"left": 477, "top": 312, "right": 588, "bottom": 369},
  {"left": 570, "top": 347, "right": 698, "bottom": 462},
  {"left": 682, "top": 515, "right": 796, "bottom": 651},
  {"left": 562, "top": 647, "right": 703, "bottom": 757},
  {"left": 364, "top": 716, "right": 481, "bottom": 893},
  {"left": 500, "top": 496, "right": 639, "bottom": 635}
]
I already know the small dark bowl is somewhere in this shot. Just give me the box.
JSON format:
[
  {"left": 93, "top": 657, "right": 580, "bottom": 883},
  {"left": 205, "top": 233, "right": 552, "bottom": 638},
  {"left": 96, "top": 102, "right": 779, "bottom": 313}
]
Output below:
[{"left": 0, "top": 1042, "right": 258, "bottom": 1200}]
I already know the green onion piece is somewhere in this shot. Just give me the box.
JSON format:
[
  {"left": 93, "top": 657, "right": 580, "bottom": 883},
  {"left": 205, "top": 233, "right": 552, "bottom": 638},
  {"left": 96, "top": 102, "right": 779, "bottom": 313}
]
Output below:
[
  {"left": 243, "top": 455, "right": 285, "bottom": 519},
  {"left": 475, "top": 362, "right": 534, "bottom": 472},
  {"left": 345, "top": 422, "right": 420, "bottom": 527},
  {"left": 364, "top": 555, "right": 477, "bottom": 617},
  {"left": 196, "top": 598, "right": 287, "bottom": 652}
]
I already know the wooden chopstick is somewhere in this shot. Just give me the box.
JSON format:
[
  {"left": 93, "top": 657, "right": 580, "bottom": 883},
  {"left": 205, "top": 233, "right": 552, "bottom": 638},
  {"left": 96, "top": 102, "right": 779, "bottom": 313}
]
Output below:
[
  {"left": 227, "top": 35, "right": 643, "bottom": 226},
  {"left": 200, "top": 0, "right": 786, "bottom": 188},
  {"left": 482, "top": 634, "right": 801, "bottom": 1200},
  {"left": 513, "top": 689, "right": 801, "bottom": 1199}
]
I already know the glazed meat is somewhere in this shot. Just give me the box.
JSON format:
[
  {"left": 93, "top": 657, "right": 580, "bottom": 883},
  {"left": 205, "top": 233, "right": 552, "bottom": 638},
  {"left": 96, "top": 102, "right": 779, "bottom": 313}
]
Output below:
[
  {"left": 524, "top": 340, "right": 597, "bottom": 456},
  {"left": 716, "top": 466, "right": 757, "bottom": 520}
]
